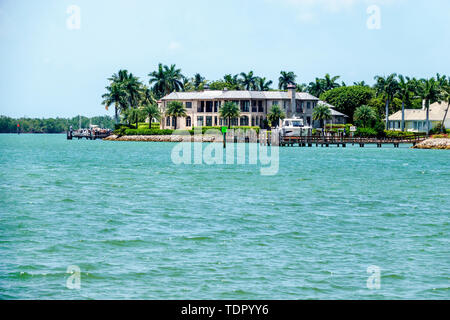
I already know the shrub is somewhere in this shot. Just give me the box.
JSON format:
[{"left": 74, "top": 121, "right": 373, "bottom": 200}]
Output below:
[
  {"left": 192, "top": 126, "right": 260, "bottom": 134},
  {"left": 123, "top": 128, "right": 174, "bottom": 135},
  {"left": 354, "top": 127, "right": 377, "bottom": 138},
  {"left": 320, "top": 86, "right": 375, "bottom": 121},
  {"left": 431, "top": 134, "right": 448, "bottom": 139}
]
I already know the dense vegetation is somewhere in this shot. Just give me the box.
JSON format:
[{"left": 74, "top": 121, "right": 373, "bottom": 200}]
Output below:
[
  {"left": 101, "top": 64, "right": 450, "bottom": 135},
  {"left": 0, "top": 115, "right": 115, "bottom": 133}
]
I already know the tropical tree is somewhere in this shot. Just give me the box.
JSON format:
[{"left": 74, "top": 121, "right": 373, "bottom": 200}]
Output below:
[
  {"left": 219, "top": 101, "right": 240, "bottom": 129},
  {"left": 255, "top": 77, "right": 273, "bottom": 91},
  {"left": 322, "top": 74, "right": 341, "bottom": 91},
  {"left": 223, "top": 74, "right": 242, "bottom": 90},
  {"left": 296, "top": 83, "right": 308, "bottom": 92},
  {"left": 193, "top": 73, "right": 205, "bottom": 90},
  {"left": 240, "top": 71, "right": 257, "bottom": 90},
  {"left": 353, "top": 81, "right": 369, "bottom": 87},
  {"left": 396, "top": 75, "right": 414, "bottom": 131},
  {"left": 312, "top": 102, "right": 332, "bottom": 129},
  {"left": 440, "top": 79, "right": 450, "bottom": 132},
  {"left": 415, "top": 78, "right": 442, "bottom": 134},
  {"left": 320, "top": 86, "right": 374, "bottom": 122},
  {"left": 140, "top": 85, "right": 156, "bottom": 106},
  {"left": 149, "top": 63, "right": 184, "bottom": 98},
  {"left": 123, "top": 73, "right": 142, "bottom": 108},
  {"left": 108, "top": 69, "right": 142, "bottom": 109},
  {"left": 354, "top": 105, "right": 377, "bottom": 128},
  {"left": 374, "top": 73, "right": 399, "bottom": 130},
  {"left": 142, "top": 103, "right": 161, "bottom": 129},
  {"left": 308, "top": 78, "right": 325, "bottom": 97},
  {"left": 278, "top": 71, "right": 297, "bottom": 90},
  {"left": 127, "top": 108, "right": 144, "bottom": 129},
  {"left": 267, "top": 105, "right": 286, "bottom": 128},
  {"left": 165, "top": 101, "right": 187, "bottom": 129},
  {"left": 102, "top": 82, "right": 128, "bottom": 123}
]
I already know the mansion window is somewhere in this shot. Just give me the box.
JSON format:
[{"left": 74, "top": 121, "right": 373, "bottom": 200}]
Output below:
[
  {"left": 198, "top": 101, "right": 204, "bottom": 112},
  {"left": 197, "top": 116, "right": 204, "bottom": 126},
  {"left": 240, "top": 116, "right": 249, "bottom": 126},
  {"left": 296, "top": 101, "right": 302, "bottom": 113},
  {"left": 241, "top": 100, "right": 250, "bottom": 112},
  {"left": 206, "top": 101, "right": 213, "bottom": 113},
  {"left": 206, "top": 116, "right": 212, "bottom": 126},
  {"left": 258, "top": 101, "right": 263, "bottom": 112},
  {"left": 307, "top": 102, "right": 311, "bottom": 109},
  {"left": 272, "top": 100, "right": 279, "bottom": 106},
  {"left": 252, "top": 101, "right": 257, "bottom": 112},
  {"left": 186, "top": 102, "right": 192, "bottom": 109},
  {"left": 166, "top": 117, "right": 170, "bottom": 126},
  {"left": 186, "top": 116, "right": 191, "bottom": 127}
]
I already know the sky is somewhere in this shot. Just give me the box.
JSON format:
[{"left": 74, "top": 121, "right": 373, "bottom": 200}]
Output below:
[{"left": 0, "top": 0, "right": 449, "bottom": 118}]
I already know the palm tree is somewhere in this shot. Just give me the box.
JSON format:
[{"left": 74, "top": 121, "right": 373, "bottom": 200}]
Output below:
[
  {"left": 149, "top": 63, "right": 184, "bottom": 98},
  {"left": 374, "top": 73, "right": 399, "bottom": 130},
  {"left": 101, "top": 82, "right": 128, "bottom": 123},
  {"left": 415, "top": 78, "right": 442, "bottom": 134},
  {"left": 223, "top": 74, "right": 242, "bottom": 90},
  {"left": 440, "top": 79, "right": 450, "bottom": 133},
  {"left": 142, "top": 103, "right": 161, "bottom": 129},
  {"left": 308, "top": 78, "right": 325, "bottom": 97},
  {"left": 165, "top": 101, "right": 187, "bottom": 129},
  {"left": 219, "top": 101, "right": 240, "bottom": 129},
  {"left": 109, "top": 69, "right": 142, "bottom": 109},
  {"left": 354, "top": 81, "right": 369, "bottom": 87},
  {"left": 296, "top": 83, "right": 308, "bottom": 92},
  {"left": 267, "top": 105, "right": 286, "bottom": 128},
  {"left": 193, "top": 73, "right": 205, "bottom": 90},
  {"left": 255, "top": 77, "right": 273, "bottom": 91},
  {"left": 140, "top": 85, "right": 156, "bottom": 106},
  {"left": 148, "top": 63, "right": 167, "bottom": 97},
  {"left": 164, "top": 64, "right": 184, "bottom": 93},
  {"left": 123, "top": 73, "right": 142, "bottom": 109},
  {"left": 312, "top": 102, "right": 332, "bottom": 129},
  {"left": 127, "top": 108, "right": 143, "bottom": 129},
  {"left": 322, "top": 74, "right": 341, "bottom": 91},
  {"left": 354, "top": 105, "right": 377, "bottom": 128},
  {"left": 278, "top": 71, "right": 297, "bottom": 90},
  {"left": 240, "top": 71, "right": 257, "bottom": 90},
  {"left": 396, "top": 75, "right": 414, "bottom": 131}
]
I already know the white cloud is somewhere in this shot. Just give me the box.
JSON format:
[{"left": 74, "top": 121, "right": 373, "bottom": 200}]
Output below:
[{"left": 168, "top": 41, "right": 182, "bottom": 51}]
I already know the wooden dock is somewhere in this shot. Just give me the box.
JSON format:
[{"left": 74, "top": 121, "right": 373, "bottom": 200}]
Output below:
[
  {"left": 67, "top": 130, "right": 112, "bottom": 140},
  {"left": 279, "top": 134, "right": 427, "bottom": 148}
]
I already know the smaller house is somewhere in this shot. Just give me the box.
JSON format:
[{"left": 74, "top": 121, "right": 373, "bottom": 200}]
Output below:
[
  {"left": 387, "top": 102, "right": 450, "bottom": 132},
  {"left": 319, "top": 101, "right": 349, "bottom": 125}
]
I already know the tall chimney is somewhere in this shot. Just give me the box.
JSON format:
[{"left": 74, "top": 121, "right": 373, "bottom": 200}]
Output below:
[{"left": 287, "top": 83, "right": 296, "bottom": 117}]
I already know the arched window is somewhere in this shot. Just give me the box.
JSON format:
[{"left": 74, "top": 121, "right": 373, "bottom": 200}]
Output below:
[{"left": 186, "top": 116, "right": 191, "bottom": 127}]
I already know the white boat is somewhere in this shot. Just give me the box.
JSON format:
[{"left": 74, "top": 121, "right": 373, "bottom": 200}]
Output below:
[{"left": 280, "top": 117, "right": 312, "bottom": 137}]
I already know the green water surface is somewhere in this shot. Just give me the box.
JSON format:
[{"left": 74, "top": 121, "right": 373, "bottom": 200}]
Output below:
[{"left": 0, "top": 134, "right": 448, "bottom": 299}]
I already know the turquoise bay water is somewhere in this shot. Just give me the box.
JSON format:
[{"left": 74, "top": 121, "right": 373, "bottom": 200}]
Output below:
[{"left": 0, "top": 134, "right": 449, "bottom": 299}]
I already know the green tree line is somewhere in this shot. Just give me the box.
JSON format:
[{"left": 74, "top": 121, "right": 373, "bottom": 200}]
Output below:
[{"left": 0, "top": 115, "right": 115, "bottom": 133}]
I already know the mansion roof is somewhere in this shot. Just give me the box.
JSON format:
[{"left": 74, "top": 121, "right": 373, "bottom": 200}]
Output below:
[{"left": 161, "top": 90, "right": 319, "bottom": 101}]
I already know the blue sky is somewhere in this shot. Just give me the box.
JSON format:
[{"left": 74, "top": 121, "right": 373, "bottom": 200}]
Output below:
[{"left": 0, "top": 0, "right": 449, "bottom": 117}]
